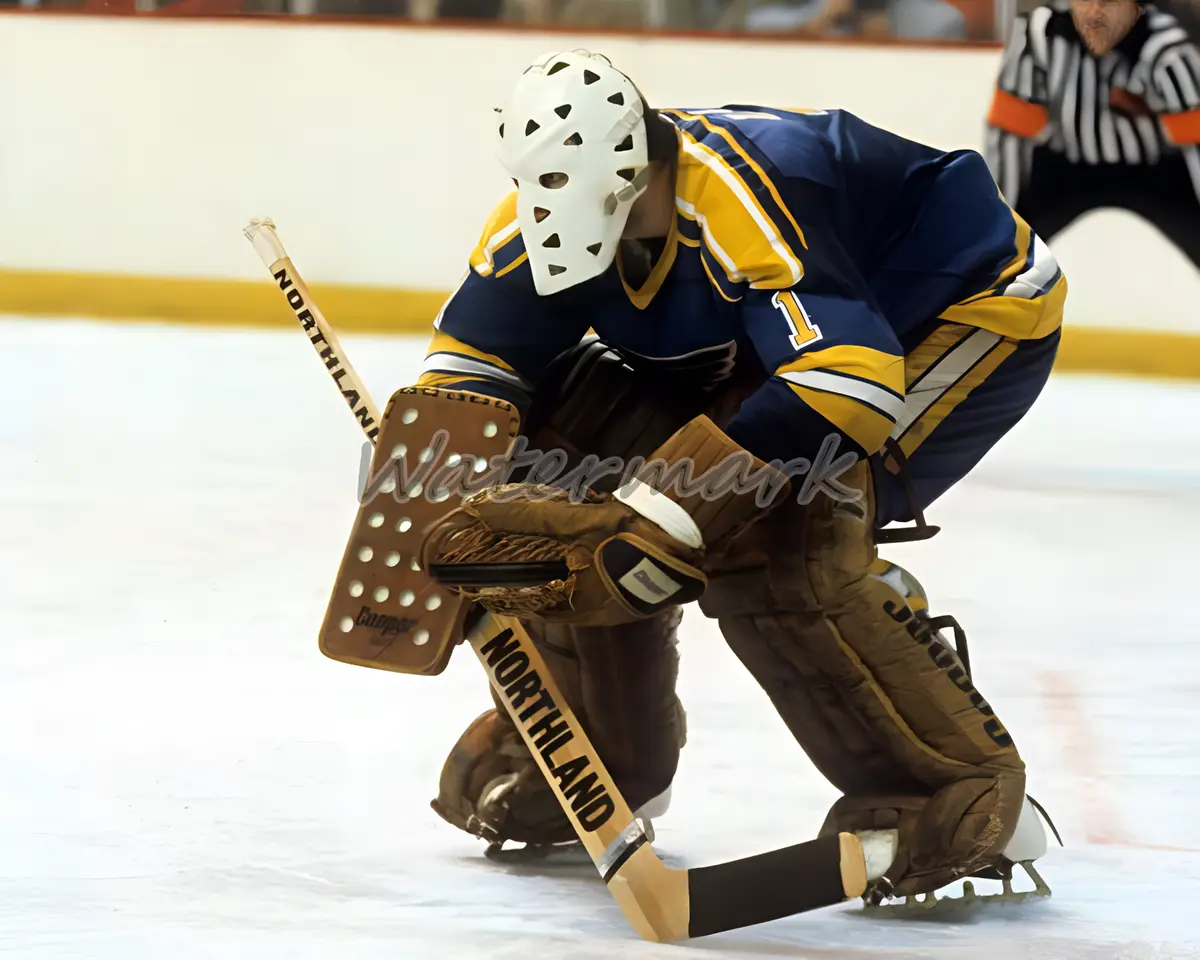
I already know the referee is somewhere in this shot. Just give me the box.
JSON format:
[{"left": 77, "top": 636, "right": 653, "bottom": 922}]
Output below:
[{"left": 985, "top": 0, "right": 1200, "bottom": 268}]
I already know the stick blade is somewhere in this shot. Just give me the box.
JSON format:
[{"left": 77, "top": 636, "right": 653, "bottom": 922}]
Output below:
[
  {"left": 318, "top": 386, "right": 521, "bottom": 675},
  {"left": 683, "top": 833, "right": 864, "bottom": 938}
]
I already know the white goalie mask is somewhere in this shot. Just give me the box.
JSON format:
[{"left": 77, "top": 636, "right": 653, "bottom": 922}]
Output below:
[{"left": 495, "top": 50, "right": 651, "bottom": 296}]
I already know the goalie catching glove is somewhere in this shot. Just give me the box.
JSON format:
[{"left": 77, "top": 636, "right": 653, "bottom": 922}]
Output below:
[{"left": 420, "top": 416, "right": 791, "bottom": 626}]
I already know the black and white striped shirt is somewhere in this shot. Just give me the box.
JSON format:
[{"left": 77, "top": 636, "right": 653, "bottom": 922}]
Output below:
[{"left": 985, "top": 0, "right": 1200, "bottom": 206}]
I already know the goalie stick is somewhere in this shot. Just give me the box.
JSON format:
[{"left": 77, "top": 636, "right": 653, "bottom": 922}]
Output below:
[{"left": 243, "top": 217, "right": 873, "bottom": 942}]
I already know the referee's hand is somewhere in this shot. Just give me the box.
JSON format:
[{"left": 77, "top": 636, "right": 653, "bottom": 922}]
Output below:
[{"left": 1109, "top": 87, "right": 1152, "bottom": 119}]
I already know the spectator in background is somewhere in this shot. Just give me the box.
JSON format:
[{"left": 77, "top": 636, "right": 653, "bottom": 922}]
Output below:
[
  {"left": 438, "top": 0, "right": 501, "bottom": 15},
  {"left": 888, "top": 0, "right": 969, "bottom": 35},
  {"left": 745, "top": 0, "right": 864, "bottom": 35},
  {"left": 743, "top": 0, "right": 970, "bottom": 39}
]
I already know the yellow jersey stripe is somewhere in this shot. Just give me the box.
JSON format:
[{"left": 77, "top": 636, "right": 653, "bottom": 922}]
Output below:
[
  {"left": 700, "top": 248, "right": 741, "bottom": 302},
  {"left": 677, "top": 211, "right": 703, "bottom": 244},
  {"left": 891, "top": 338, "right": 1018, "bottom": 462},
  {"left": 421, "top": 330, "right": 531, "bottom": 393},
  {"left": 959, "top": 209, "right": 1035, "bottom": 305},
  {"left": 425, "top": 330, "right": 519, "bottom": 373},
  {"left": 494, "top": 252, "right": 528, "bottom": 279},
  {"left": 416, "top": 370, "right": 472, "bottom": 389},
  {"left": 891, "top": 327, "right": 1006, "bottom": 447},
  {"left": 775, "top": 344, "right": 906, "bottom": 397},
  {"left": 676, "top": 129, "right": 804, "bottom": 290},
  {"left": 786, "top": 382, "right": 897, "bottom": 453},
  {"left": 780, "top": 369, "right": 905, "bottom": 423},
  {"left": 668, "top": 110, "right": 808, "bottom": 255},
  {"left": 618, "top": 216, "right": 680, "bottom": 310},
  {"left": 677, "top": 199, "right": 744, "bottom": 300},
  {"left": 675, "top": 197, "right": 740, "bottom": 283},
  {"left": 902, "top": 324, "right": 975, "bottom": 390},
  {"left": 468, "top": 191, "right": 522, "bottom": 277},
  {"left": 940, "top": 272, "right": 1066, "bottom": 341},
  {"left": 990, "top": 209, "right": 1035, "bottom": 294}
]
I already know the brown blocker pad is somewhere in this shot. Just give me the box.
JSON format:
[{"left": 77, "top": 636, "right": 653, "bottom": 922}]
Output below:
[{"left": 318, "top": 387, "right": 521, "bottom": 675}]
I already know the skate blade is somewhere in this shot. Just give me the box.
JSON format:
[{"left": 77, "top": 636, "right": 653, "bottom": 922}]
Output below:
[
  {"left": 862, "top": 861, "right": 1051, "bottom": 921},
  {"left": 480, "top": 844, "right": 588, "bottom": 864},
  {"left": 482, "top": 817, "right": 656, "bottom": 869}
]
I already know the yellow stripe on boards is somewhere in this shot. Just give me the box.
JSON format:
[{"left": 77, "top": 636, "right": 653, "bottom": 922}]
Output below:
[
  {"left": 1055, "top": 326, "right": 1200, "bottom": 380},
  {"left": 4, "top": 268, "right": 1200, "bottom": 382},
  {"left": 0, "top": 267, "right": 448, "bottom": 334}
]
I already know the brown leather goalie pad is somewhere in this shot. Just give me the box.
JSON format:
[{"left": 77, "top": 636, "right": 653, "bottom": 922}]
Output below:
[
  {"left": 432, "top": 338, "right": 707, "bottom": 845},
  {"left": 431, "top": 607, "right": 687, "bottom": 846},
  {"left": 699, "top": 460, "right": 1026, "bottom": 896}
]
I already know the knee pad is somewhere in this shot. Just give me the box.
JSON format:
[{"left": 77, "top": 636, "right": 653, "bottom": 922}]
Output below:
[
  {"left": 700, "top": 461, "right": 1025, "bottom": 892},
  {"left": 431, "top": 609, "right": 687, "bottom": 849}
]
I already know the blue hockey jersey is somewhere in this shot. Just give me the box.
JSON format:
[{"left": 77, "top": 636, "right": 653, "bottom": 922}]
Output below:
[{"left": 416, "top": 106, "right": 1065, "bottom": 467}]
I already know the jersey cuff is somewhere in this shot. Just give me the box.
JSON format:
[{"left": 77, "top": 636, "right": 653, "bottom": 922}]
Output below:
[{"left": 413, "top": 373, "right": 532, "bottom": 417}]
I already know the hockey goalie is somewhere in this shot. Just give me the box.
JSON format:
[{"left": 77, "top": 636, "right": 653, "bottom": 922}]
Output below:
[{"left": 400, "top": 49, "right": 1061, "bottom": 910}]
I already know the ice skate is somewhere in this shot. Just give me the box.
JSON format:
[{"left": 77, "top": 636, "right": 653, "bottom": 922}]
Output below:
[{"left": 861, "top": 794, "right": 1061, "bottom": 917}]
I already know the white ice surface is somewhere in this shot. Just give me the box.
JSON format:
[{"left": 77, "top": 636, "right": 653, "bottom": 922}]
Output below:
[{"left": 2, "top": 317, "right": 1199, "bottom": 960}]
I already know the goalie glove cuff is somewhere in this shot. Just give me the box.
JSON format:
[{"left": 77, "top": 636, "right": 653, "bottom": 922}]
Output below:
[
  {"left": 613, "top": 479, "right": 704, "bottom": 549},
  {"left": 622, "top": 415, "right": 792, "bottom": 550},
  {"left": 595, "top": 533, "right": 707, "bottom": 617}
]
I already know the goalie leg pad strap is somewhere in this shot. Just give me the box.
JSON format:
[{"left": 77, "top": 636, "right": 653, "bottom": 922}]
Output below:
[{"left": 699, "top": 460, "right": 1025, "bottom": 895}]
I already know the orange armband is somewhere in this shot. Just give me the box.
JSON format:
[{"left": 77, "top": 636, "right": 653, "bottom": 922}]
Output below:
[
  {"left": 987, "top": 89, "right": 1049, "bottom": 139},
  {"left": 1162, "top": 108, "right": 1200, "bottom": 146}
]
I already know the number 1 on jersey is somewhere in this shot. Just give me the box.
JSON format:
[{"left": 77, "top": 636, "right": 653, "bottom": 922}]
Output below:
[{"left": 772, "top": 291, "right": 823, "bottom": 352}]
